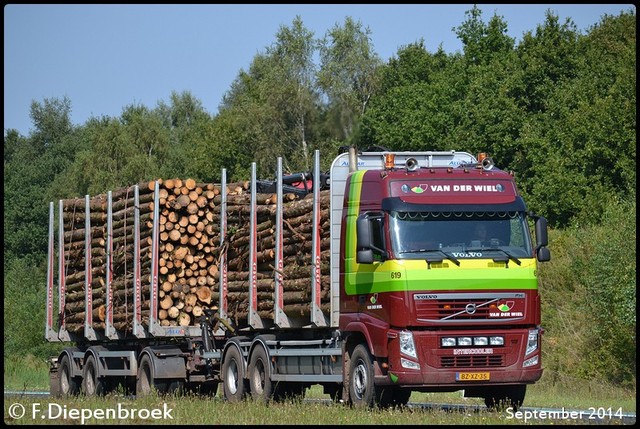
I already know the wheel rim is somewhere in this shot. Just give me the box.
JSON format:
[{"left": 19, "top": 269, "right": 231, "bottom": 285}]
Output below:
[
  {"left": 141, "top": 363, "right": 151, "bottom": 393},
  {"left": 85, "top": 363, "right": 96, "bottom": 395},
  {"left": 226, "top": 360, "right": 238, "bottom": 395},
  {"left": 353, "top": 360, "right": 367, "bottom": 400},
  {"left": 252, "top": 359, "right": 265, "bottom": 395},
  {"left": 60, "top": 364, "right": 70, "bottom": 394}
]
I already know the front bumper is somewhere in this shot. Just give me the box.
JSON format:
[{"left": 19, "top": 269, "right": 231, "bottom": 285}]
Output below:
[{"left": 380, "top": 328, "right": 543, "bottom": 387}]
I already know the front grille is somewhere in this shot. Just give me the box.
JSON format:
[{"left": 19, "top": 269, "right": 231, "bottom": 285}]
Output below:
[
  {"left": 414, "top": 292, "right": 526, "bottom": 322},
  {"left": 417, "top": 299, "right": 494, "bottom": 321},
  {"left": 441, "top": 354, "right": 504, "bottom": 368}
]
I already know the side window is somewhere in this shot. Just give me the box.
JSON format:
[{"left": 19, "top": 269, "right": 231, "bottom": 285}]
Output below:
[{"left": 371, "top": 216, "right": 385, "bottom": 254}]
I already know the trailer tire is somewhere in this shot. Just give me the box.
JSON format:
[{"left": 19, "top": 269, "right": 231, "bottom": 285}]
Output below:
[
  {"left": 222, "top": 345, "right": 247, "bottom": 403},
  {"left": 82, "top": 355, "right": 107, "bottom": 396},
  {"left": 136, "top": 354, "right": 168, "bottom": 396},
  {"left": 58, "top": 355, "right": 80, "bottom": 397},
  {"left": 248, "top": 345, "right": 273, "bottom": 402},
  {"left": 348, "top": 344, "right": 377, "bottom": 408}
]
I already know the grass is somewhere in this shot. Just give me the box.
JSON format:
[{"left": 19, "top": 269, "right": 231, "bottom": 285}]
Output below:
[
  {"left": 4, "top": 354, "right": 635, "bottom": 425},
  {"left": 4, "top": 387, "right": 634, "bottom": 426}
]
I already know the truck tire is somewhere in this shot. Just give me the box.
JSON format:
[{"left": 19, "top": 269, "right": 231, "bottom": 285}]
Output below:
[
  {"left": 82, "top": 355, "right": 107, "bottom": 396},
  {"left": 248, "top": 345, "right": 273, "bottom": 402},
  {"left": 484, "top": 384, "right": 526, "bottom": 411},
  {"left": 222, "top": 345, "right": 247, "bottom": 402},
  {"left": 136, "top": 354, "right": 168, "bottom": 396},
  {"left": 348, "top": 344, "right": 378, "bottom": 408},
  {"left": 57, "top": 354, "right": 80, "bottom": 397}
]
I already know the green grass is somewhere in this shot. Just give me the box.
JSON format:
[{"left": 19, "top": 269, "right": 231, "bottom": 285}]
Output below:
[
  {"left": 3, "top": 354, "right": 51, "bottom": 392},
  {"left": 4, "top": 355, "right": 635, "bottom": 425},
  {"left": 4, "top": 388, "right": 634, "bottom": 426},
  {"left": 5, "top": 356, "right": 635, "bottom": 413}
]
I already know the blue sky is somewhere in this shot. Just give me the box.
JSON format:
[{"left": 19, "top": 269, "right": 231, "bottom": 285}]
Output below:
[{"left": 4, "top": 4, "right": 635, "bottom": 137}]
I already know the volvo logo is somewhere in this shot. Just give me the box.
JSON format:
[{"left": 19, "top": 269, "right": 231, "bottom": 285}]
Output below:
[{"left": 465, "top": 303, "right": 477, "bottom": 315}]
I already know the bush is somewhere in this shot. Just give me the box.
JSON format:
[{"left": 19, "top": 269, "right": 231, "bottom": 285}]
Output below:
[
  {"left": 4, "top": 256, "right": 61, "bottom": 359},
  {"left": 539, "top": 196, "right": 636, "bottom": 388}
]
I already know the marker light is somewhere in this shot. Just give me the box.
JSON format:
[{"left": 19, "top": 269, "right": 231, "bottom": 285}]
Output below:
[{"left": 384, "top": 153, "right": 395, "bottom": 170}]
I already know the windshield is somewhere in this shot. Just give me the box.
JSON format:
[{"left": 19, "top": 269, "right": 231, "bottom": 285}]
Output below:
[{"left": 389, "top": 211, "right": 533, "bottom": 259}]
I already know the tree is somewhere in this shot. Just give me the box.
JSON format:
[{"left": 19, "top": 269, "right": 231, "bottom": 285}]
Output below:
[
  {"left": 4, "top": 97, "right": 78, "bottom": 262},
  {"left": 318, "top": 17, "right": 383, "bottom": 143},
  {"left": 453, "top": 5, "right": 514, "bottom": 66},
  {"left": 220, "top": 16, "right": 323, "bottom": 175}
]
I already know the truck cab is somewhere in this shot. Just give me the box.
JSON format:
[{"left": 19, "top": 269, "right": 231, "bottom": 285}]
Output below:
[{"left": 332, "top": 150, "right": 550, "bottom": 408}]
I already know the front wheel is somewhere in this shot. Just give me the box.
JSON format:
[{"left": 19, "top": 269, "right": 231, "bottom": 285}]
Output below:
[{"left": 348, "top": 344, "right": 378, "bottom": 408}]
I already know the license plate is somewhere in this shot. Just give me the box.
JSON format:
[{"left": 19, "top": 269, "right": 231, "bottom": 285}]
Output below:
[{"left": 456, "top": 372, "right": 490, "bottom": 381}]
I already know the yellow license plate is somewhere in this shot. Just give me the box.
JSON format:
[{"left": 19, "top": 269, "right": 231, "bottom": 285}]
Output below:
[{"left": 456, "top": 372, "right": 490, "bottom": 381}]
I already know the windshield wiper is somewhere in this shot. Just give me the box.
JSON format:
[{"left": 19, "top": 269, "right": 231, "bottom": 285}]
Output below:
[
  {"left": 399, "top": 249, "right": 460, "bottom": 267},
  {"left": 467, "top": 247, "right": 521, "bottom": 266}
]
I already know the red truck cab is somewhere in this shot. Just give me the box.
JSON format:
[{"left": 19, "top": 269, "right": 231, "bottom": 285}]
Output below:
[{"left": 336, "top": 150, "right": 550, "bottom": 408}]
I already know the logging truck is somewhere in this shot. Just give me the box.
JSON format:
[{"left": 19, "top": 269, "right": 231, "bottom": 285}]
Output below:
[{"left": 45, "top": 148, "right": 550, "bottom": 409}]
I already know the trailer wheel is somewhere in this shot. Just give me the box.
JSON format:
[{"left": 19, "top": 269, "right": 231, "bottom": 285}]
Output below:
[
  {"left": 248, "top": 345, "right": 273, "bottom": 402},
  {"left": 222, "top": 345, "right": 247, "bottom": 402},
  {"left": 58, "top": 355, "right": 80, "bottom": 397},
  {"left": 136, "top": 354, "right": 168, "bottom": 396},
  {"left": 348, "top": 344, "right": 377, "bottom": 408},
  {"left": 484, "top": 384, "right": 526, "bottom": 411},
  {"left": 82, "top": 355, "right": 107, "bottom": 396}
]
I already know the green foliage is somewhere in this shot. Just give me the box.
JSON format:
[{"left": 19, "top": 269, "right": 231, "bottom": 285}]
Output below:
[
  {"left": 539, "top": 196, "right": 636, "bottom": 388},
  {"left": 453, "top": 5, "right": 515, "bottom": 66},
  {"left": 571, "top": 197, "right": 636, "bottom": 385},
  {"left": 4, "top": 257, "right": 61, "bottom": 359},
  {"left": 318, "top": 17, "right": 384, "bottom": 142}
]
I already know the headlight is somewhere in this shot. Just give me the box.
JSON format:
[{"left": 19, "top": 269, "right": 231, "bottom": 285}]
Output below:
[
  {"left": 399, "top": 330, "right": 417, "bottom": 358},
  {"left": 473, "top": 337, "right": 488, "bottom": 346},
  {"left": 457, "top": 337, "right": 472, "bottom": 346},
  {"left": 441, "top": 337, "right": 456, "bottom": 347},
  {"left": 489, "top": 336, "right": 504, "bottom": 346},
  {"left": 526, "top": 329, "right": 539, "bottom": 355}
]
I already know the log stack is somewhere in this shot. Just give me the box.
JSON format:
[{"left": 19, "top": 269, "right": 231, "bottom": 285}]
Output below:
[
  {"left": 59, "top": 177, "right": 331, "bottom": 335},
  {"left": 61, "top": 194, "right": 107, "bottom": 333}
]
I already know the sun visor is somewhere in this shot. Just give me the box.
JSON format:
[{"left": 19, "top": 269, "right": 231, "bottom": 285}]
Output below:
[
  {"left": 388, "top": 178, "right": 518, "bottom": 205},
  {"left": 382, "top": 196, "right": 527, "bottom": 213}
]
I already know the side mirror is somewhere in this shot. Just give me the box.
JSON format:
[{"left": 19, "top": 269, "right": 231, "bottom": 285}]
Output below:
[
  {"left": 356, "top": 215, "right": 372, "bottom": 250},
  {"left": 537, "top": 247, "right": 551, "bottom": 262},
  {"left": 534, "top": 215, "right": 551, "bottom": 262},
  {"left": 357, "top": 249, "right": 374, "bottom": 264},
  {"left": 535, "top": 216, "right": 548, "bottom": 247}
]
